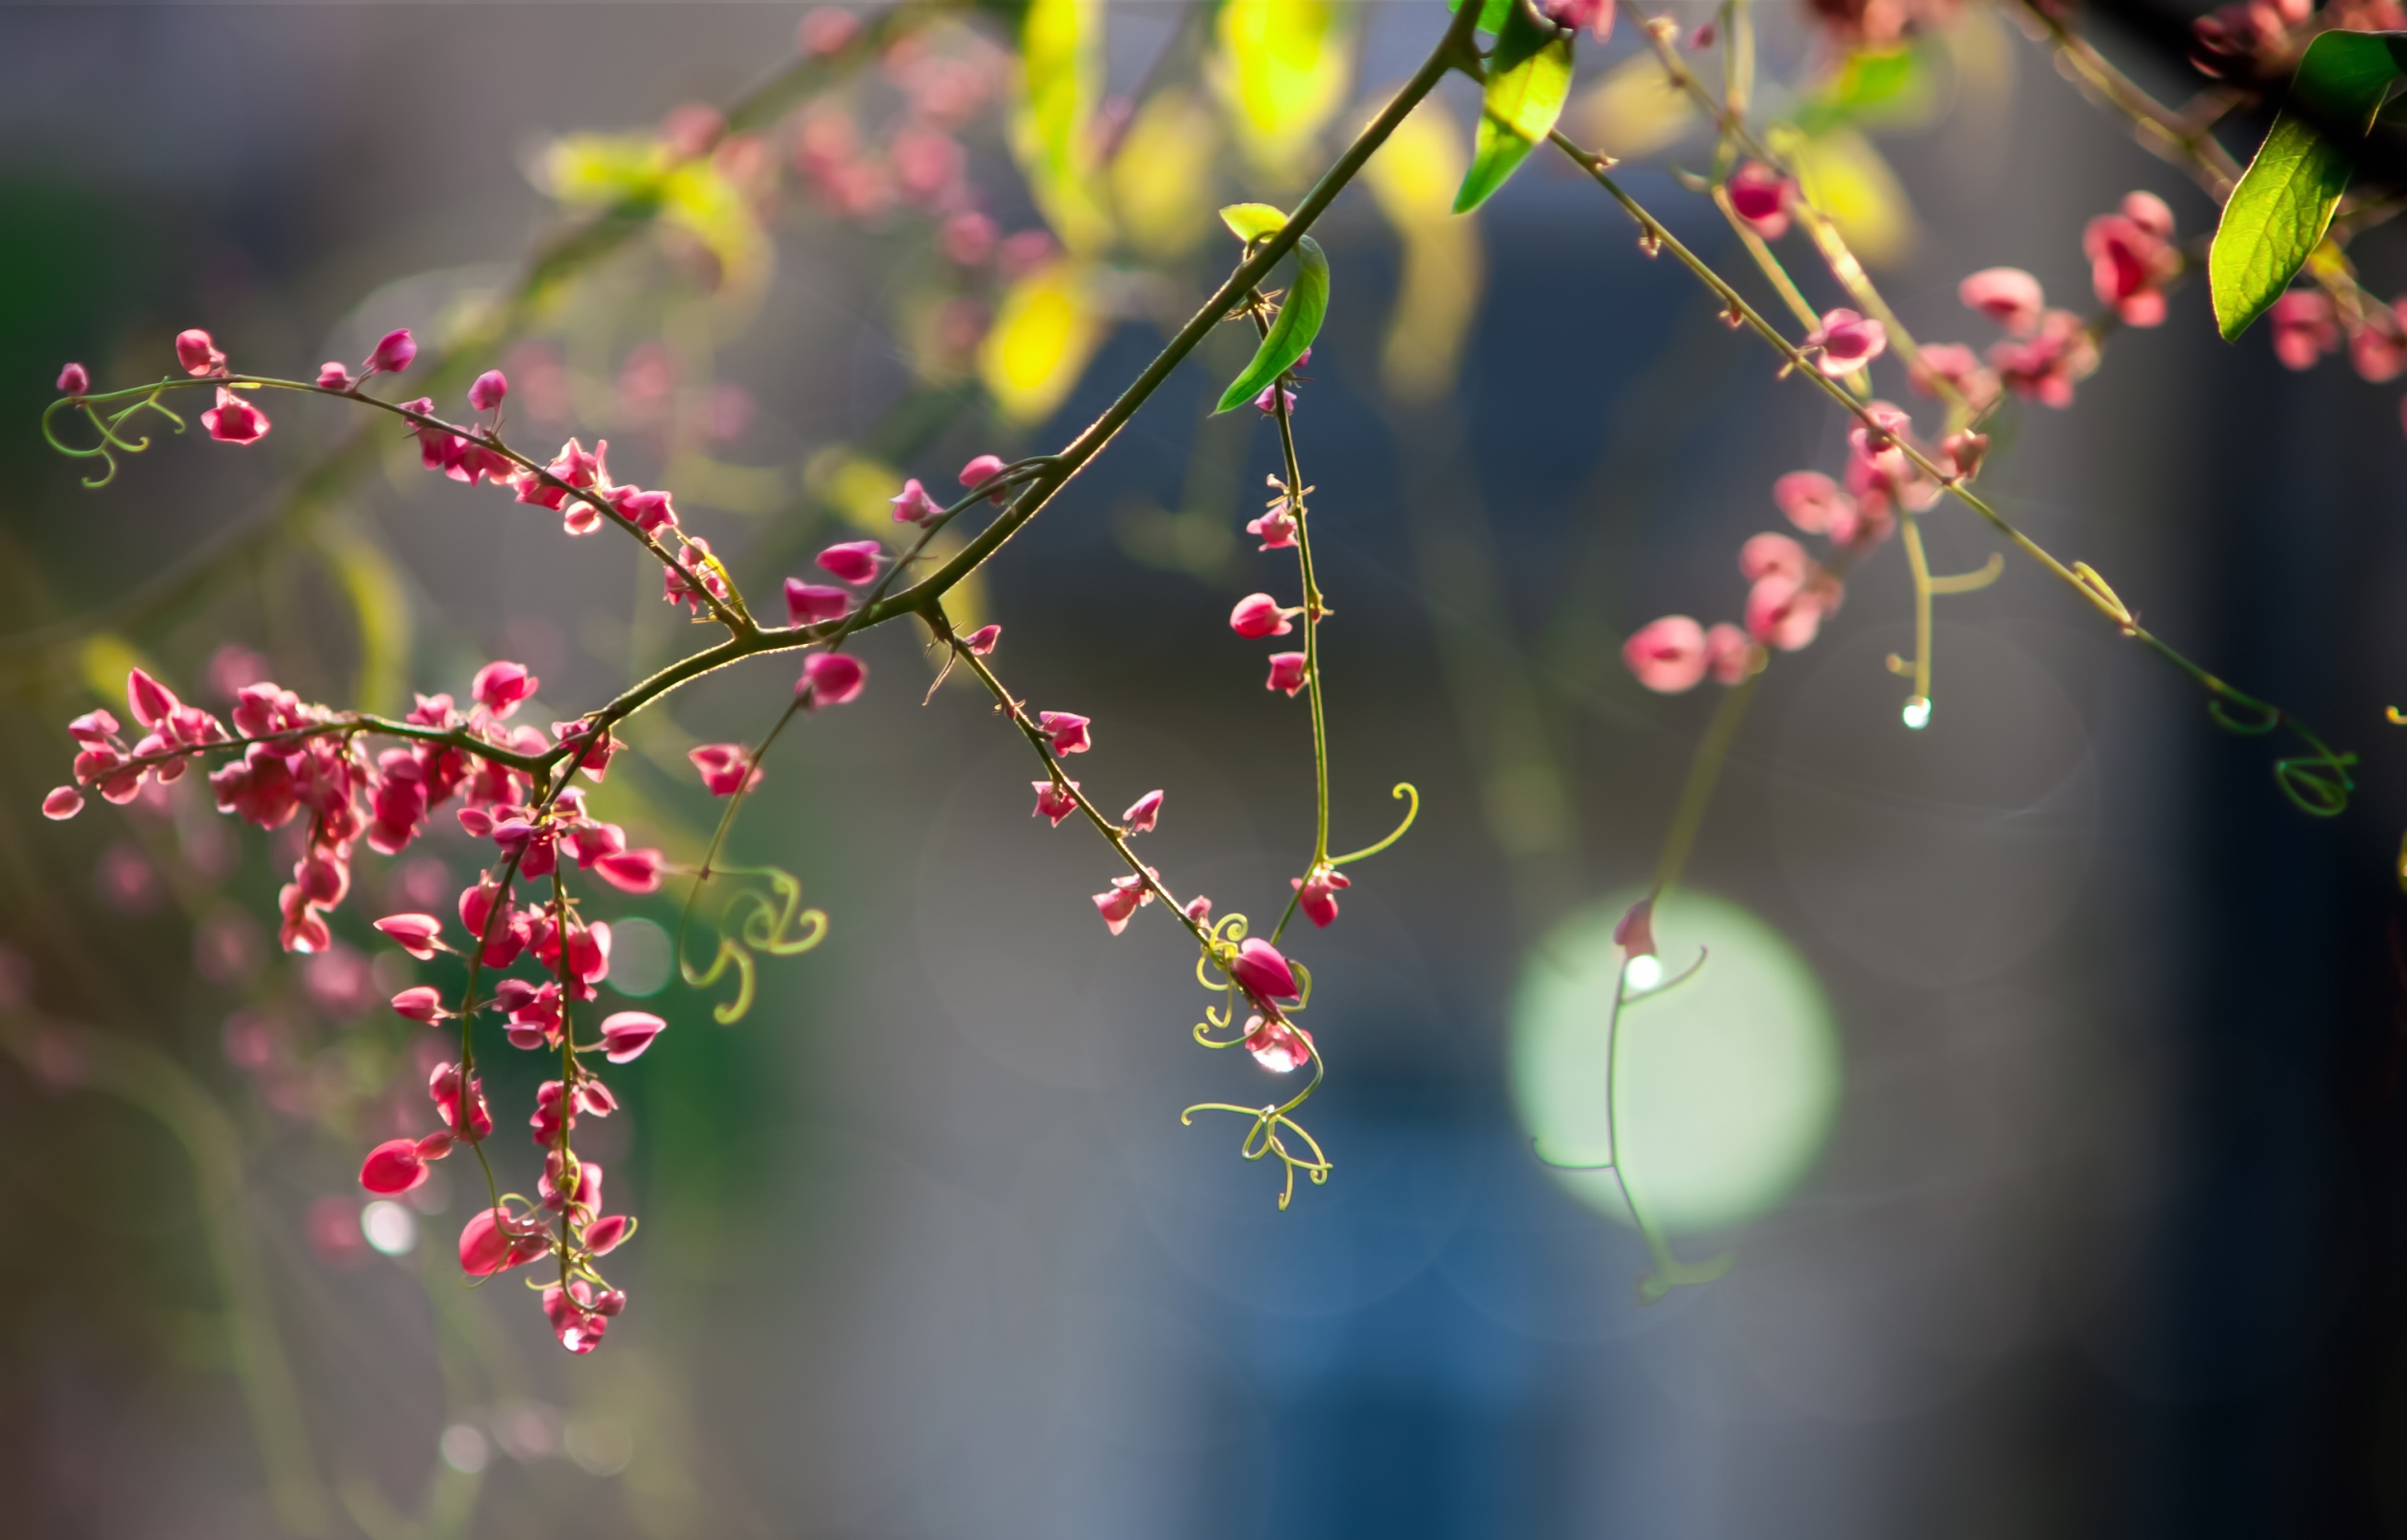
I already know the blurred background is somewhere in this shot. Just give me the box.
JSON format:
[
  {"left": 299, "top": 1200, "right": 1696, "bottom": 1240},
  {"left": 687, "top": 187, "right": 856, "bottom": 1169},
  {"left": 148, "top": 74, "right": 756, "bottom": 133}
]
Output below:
[{"left": 4, "top": 1, "right": 2407, "bottom": 1535}]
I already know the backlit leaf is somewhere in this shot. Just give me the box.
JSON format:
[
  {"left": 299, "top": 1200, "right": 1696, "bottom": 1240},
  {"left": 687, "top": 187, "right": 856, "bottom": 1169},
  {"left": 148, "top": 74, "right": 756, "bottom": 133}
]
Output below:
[
  {"left": 1779, "top": 125, "right": 1916, "bottom": 268},
  {"left": 1573, "top": 50, "right": 1699, "bottom": 161},
  {"left": 1362, "top": 97, "right": 1483, "bottom": 401},
  {"left": 1013, "top": 0, "right": 1113, "bottom": 251},
  {"left": 1111, "top": 90, "right": 1222, "bottom": 259},
  {"left": 980, "top": 260, "right": 1108, "bottom": 424},
  {"left": 1213, "top": 0, "right": 1356, "bottom": 186},
  {"left": 1215, "top": 236, "right": 1331, "bottom": 414},
  {"left": 2211, "top": 30, "right": 2407, "bottom": 339},
  {"left": 1219, "top": 202, "right": 1290, "bottom": 242},
  {"left": 1455, "top": 1, "right": 1576, "bottom": 213}
]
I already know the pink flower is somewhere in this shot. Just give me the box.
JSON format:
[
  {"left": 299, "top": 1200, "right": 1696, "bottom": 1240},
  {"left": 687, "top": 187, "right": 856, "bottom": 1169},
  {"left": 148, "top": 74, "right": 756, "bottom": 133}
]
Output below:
[
  {"left": 891, "top": 477, "right": 943, "bottom": 524},
  {"left": 391, "top": 986, "right": 446, "bottom": 1024},
  {"left": 175, "top": 328, "right": 225, "bottom": 376},
  {"left": 1704, "top": 624, "right": 1755, "bottom": 684},
  {"left": 1907, "top": 343, "right": 2000, "bottom": 410},
  {"left": 786, "top": 578, "right": 850, "bottom": 627},
  {"left": 799, "top": 652, "right": 867, "bottom": 707},
  {"left": 1746, "top": 573, "right": 1836, "bottom": 652},
  {"left": 1030, "top": 780, "right": 1080, "bottom": 826},
  {"left": 472, "top": 660, "right": 538, "bottom": 718},
  {"left": 429, "top": 1062, "right": 495, "bottom": 1141},
  {"left": 1093, "top": 880, "right": 1147, "bottom": 935},
  {"left": 373, "top": 912, "right": 445, "bottom": 959},
  {"left": 1804, "top": 309, "right": 1886, "bottom": 376},
  {"left": 1941, "top": 430, "right": 1989, "bottom": 481},
  {"left": 1291, "top": 866, "right": 1350, "bottom": 928},
  {"left": 2269, "top": 291, "right": 2340, "bottom": 371},
  {"left": 1539, "top": 0, "right": 1615, "bottom": 38},
  {"left": 2351, "top": 313, "right": 2406, "bottom": 383},
  {"left": 1230, "top": 593, "right": 1293, "bottom": 638},
  {"left": 469, "top": 370, "right": 508, "bottom": 412},
  {"left": 1248, "top": 502, "right": 1299, "bottom": 552},
  {"left": 1958, "top": 268, "right": 2045, "bottom": 335},
  {"left": 1771, "top": 471, "right": 1861, "bottom": 545},
  {"left": 1265, "top": 653, "right": 1308, "bottom": 696},
  {"left": 1738, "top": 531, "right": 1808, "bottom": 585},
  {"left": 1123, "top": 789, "right": 1162, "bottom": 833},
  {"left": 2083, "top": 192, "right": 2180, "bottom": 327},
  {"left": 369, "top": 328, "right": 417, "bottom": 374},
  {"left": 56, "top": 362, "right": 89, "bottom": 396},
  {"left": 689, "top": 743, "right": 759, "bottom": 796},
  {"left": 958, "top": 452, "right": 1008, "bottom": 500},
  {"left": 1727, "top": 160, "right": 1791, "bottom": 240},
  {"left": 965, "top": 624, "right": 1001, "bottom": 654},
  {"left": 1622, "top": 615, "right": 1708, "bottom": 693},
  {"left": 316, "top": 362, "right": 356, "bottom": 391},
  {"left": 1255, "top": 384, "right": 1298, "bottom": 414},
  {"left": 582, "top": 1213, "right": 634, "bottom": 1256},
  {"left": 201, "top": 387, "right": 270, "bottom": 444},
  {"left": 1614, "top": 895, "right": 1657, "bottom": 958},
  {"left": 601, "top": 1012, "right": 665, "bottom": 1064},
  {"left": 816, "top": 540, "right": 884, "bottom": 584},
  {"left": 1184, "top": 894, "right": 1214, "bottom": 923},
  {"left": 593, "top": 848, "right": 664, "bottom": 893},
  {"left": 459, "top": 1206, "right": 548, "bottom": 1276},
  {"left": 360, "top": 1139, "right": 430, "bottom": 1195},
  {"left": 1229, "top": 937, "right": 1299, "bottom": 1001},
  {"left": 1244, "top": 1014, "right": 1315, "bottom": 1073},
  {"left": 42, "top": 785, "right": 84, "bottom": 820},
  {"left": 1989, "top": 310, "right": 2099, "bottom": 408},
  {"left": 1039, "top": 711, "right": 1091, "bottom": 755}
]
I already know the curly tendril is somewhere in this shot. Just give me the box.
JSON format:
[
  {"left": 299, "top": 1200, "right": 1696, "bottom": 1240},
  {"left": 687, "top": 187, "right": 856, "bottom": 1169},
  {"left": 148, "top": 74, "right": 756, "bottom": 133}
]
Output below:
[
  {"left": 677, "top": 866, "right": 829, "bottom": 1025},
  {"left": 42, "top": 384, "right": 188, "bottom": 488}
]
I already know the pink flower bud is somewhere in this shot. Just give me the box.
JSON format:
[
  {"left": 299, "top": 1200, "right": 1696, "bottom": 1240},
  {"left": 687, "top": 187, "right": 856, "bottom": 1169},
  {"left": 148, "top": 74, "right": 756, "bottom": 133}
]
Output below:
[
  {"left": 594, "top": 1288, "right": 629, "bottom": 1317},
  {"left": 369, "top": 328, "right": 418, "bottom": 374},
  {"left": 786, "top": 578, "right": 850, "bottom": 627},
  {"left": 469, "top": 370, "right": 508, "bottom": 411},
  {"left": 459, "top": 1206, "right": 545, "bottom": 1276},
  {"left": 583, "top": 1213, "right": 634, "bottom": 1256},
  {"left": 316, "top": 362, "right": 355, "bottom": 392},
  {"left": 1958, "top": 269, "right": 2045, "bottom": 335},
  {"left": 1247, "top": 505, "right": 1299, "bottom": 551},
  {"left": 1726, "top": 161, "right": 1791, "bottom": 240},
  {"left": 965, "top": 624, "right": 1001, "bottom": 654},
  {"left": 1805, "top": 309, "right": 1886, "bottom": 376},
  {"left": 611, "top": 487, "right": 678, "bottom": 534},
  {"left": 1745, "top": 574, "right": 1830, "bottom": 652},
  {"left": 392, "top": 986, "right": 446, "bottom": 1023},
  {"left": 799, "top": 6, "right": 861, "bottom": 55},
  {"left": 593, "top": 848, "right": 665, "bottom": 893},
  {"left": 56, "top": 362, "right": 90, "bottom": 397},
  {"left": 1265, "top": 652, "right": 1309, "bottom": 697},
  {"left": 1614, "top": 896, "right": 1657, "bottom": 957},
  {"left": 201, "top": 387, "right": 270, "bottom": 444},
  {"left": 1230, "top": 937, "right": 1300, "bottom": 1002},
  {"left": 2269, "top": 291, "right": 2340, "bottom": 371},
  {"left": 689, "top": 743, "right": 759, "bottom": 797},
  {"left": 1229, "top": 593, "right": 1293, "bottom": 638},
  {"left": 360, "top": 1138, "right": 429, "bottom": 1194},
  {"left": 1622, "top": 615, "right": 1709, "bottom": 693},
  {"left": 1704, "top": 623, "right": 1756, "bottom": 685},
  {"left": 374, "top": 913, "right": 445, "bottom": 959},
  {"left": 414, "top": 1131, "right": 455, "bottom": 1161},
  {"left": 1772, "top": 471, "right": 1857, "bottom": 540},
  {"left": 601, "top": 1012, "right": 664, "bottom": 1064},
  {"left": 1122, "top": 789, "right": 1162, "bottom": 833},
  {"left": 471, "top": 660, "right": 538, "bottom": 718},
  {"left": 815, "top": 540, "right": 884, "bottom": 584},
  {"left": 1038, "top": 711, "right": 1091, "bottom": 755},
  {"left": 175, "top": 328, "right": 225, "bottom": 376},
  {"left": 542, "top": 1284, "right": 608, "bottom": 1353},
  {"left": 1184, "top": 894, "right": 1214, "bottom": 923},
  {"left": 125, "top": 668, "right": 180, "bottom": 731},
  {"left": 1738, "top": 532, "right": 1808, "bottom": 585},
  {"left": 1094, "top": 882, "right": 1146, "bottom": 935},
  {"left": 1244, "top": 1014, "right": 1314, "bottom": 1073},
  {"left": 42, "top": 785, "right": 84, "bottom": 820},
  {"left": 798, "top": 652, "right": 867, "bottom": 708},
  {"left": 1254, "top": 384, "right": 1298, "bottom": 415},
  {"left": 1941, "top": 430, "right": 1989, "bottom": 480},
  {"left": 1291, "top": 866, "right": 1352, "bottom": 929},
  {"left": 957, "top": 452, "right": 1008, "bottom": 501},
  {"left": 1032, "top": 780, "right": 1080, "bottom": 826},
  {"left": 890, "top": 477, "right": 943, "bottom": 524}
]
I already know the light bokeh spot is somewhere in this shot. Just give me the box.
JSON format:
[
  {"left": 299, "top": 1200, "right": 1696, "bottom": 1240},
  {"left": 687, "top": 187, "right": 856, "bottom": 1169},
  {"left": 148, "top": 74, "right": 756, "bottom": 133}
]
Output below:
[
  {"left": 608, "top": 915, "right": 672, "bottom": 999},
  {"left": 360, "top": 1199, "right": 418, "bottom": 1256},
  {"left": 1511, "top": 889, "right": 1840, "bottom": 1234}
]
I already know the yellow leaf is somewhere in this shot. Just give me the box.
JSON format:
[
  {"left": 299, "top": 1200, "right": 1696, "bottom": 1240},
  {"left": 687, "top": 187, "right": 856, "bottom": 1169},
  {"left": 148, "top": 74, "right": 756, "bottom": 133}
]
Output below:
[
  {"left": 78, "top": 632, "right": 153, "bottom": 709},
  {"left": 1780, "top": 125, "right": 1917, "bottom": 268},
  {"left": 1572, "top": 52, "right": 1699, "bottom": 161},
  {"left": 1013, "top": 0, "right": 1114, "bottom": 252},
  {"left": 979, "top": 260, "right": 1108, "bottom": 424},
  {"left": 1361, "top": 96, "right": 1484, "bottom": 402},
  {"left": 1111, "top": 90, "right": 1223, "bottom": 260},
  {"left": 1212, "top": 0, "right": 1356, "bottom": 187},
  {"left": 805, "top": 449, "right": 912, "bottom": 535}
]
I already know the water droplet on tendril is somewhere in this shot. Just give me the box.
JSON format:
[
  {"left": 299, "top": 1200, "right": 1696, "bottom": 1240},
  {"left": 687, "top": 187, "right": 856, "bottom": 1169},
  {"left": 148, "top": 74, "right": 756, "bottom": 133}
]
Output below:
[
  {"left": 1902, "top": 696, "right": 1932, "bottom": 731},
  {"left": 1623, "top": 954, "right": 1664, "bottom": 991}
]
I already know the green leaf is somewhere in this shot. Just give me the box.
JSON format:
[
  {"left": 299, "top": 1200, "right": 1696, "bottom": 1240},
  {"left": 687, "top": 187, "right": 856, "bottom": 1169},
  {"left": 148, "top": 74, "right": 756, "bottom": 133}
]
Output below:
[
  {"left": 2211, "top": 30, "right": 2407, "bottom": 340},
  {"left": 1447, "top": 0, "right": 1518, "bottom": 35},
  {"left": 1454, "top": 1, "right": 1576, "bottom": 214},
  {"left": 1215, "top": 235, "right": 1330, "bottom": 414},
  {"left": 1220, "top": 202, "right": 1290, "bottom": 242},
  {"left": 1790, "top": 45, "right": 1933, "bottom": 136}
]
